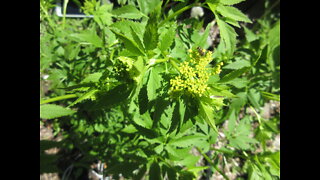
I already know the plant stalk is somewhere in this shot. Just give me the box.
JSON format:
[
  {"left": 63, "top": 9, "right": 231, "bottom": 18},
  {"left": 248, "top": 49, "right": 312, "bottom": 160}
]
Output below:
[
  {"left": 40, "top": 94, "right": 78, "bottom": 105},
  {"left": 196, "top": 147, "right": 230, "bottom": 180}
]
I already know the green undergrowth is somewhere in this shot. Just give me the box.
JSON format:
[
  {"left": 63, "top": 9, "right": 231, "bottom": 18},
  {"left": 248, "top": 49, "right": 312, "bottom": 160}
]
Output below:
[{"left": 40, "top": 0, "right": 280, "bottom": 179}]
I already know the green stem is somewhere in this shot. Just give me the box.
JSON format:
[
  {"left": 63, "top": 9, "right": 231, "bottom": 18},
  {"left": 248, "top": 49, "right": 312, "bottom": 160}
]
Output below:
[
  {"left": 169, "top": 59, "right": 179, "bottom": 71},
  {"left": 210, "top": 147, "right": 248, "bottom": 160},
  {"left": 159, "top": 2, "right": 196, "bottom": 27},
  {"left": 62, "top": 0, "right": 69, "bottom": 29},
  {"left": 40, "top": 94, "right": 78, "bottom": 105},
  {"left": 155, "top": 58, "right": 168, "bottom": 64},
  {"left": 40, "top": 2, "right": 55, "bottom": 31},
  {"left": 249, "top": 105, "right": 261, "bottom": 124},
  {"left": 196, "top": 147, "right": 230, "bottom": 180}
]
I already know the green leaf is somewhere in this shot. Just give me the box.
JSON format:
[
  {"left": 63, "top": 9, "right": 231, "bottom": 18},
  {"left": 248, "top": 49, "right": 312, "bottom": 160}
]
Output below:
[
  {"left": 223, "top": 60, "right": 251, "bottom": 70},
  {"left": 199, "top": 101, "right": 218, "bottom": 132},
  {"left": 110, "top": 28, "right": 145, "bottom": 56},
  {"left": 162, "top": 164, "right": 177, "bottom": 180},
  {"left": 168, "top": 135, "right": 206, "bottom": 148},
  {"left": 267, "top": 20, "right": 280, "bottom": 71},
  {"left": 159, "top": 102, "right": 174, "bottom": 129},
  {"left": 111, "top": 5, "right": 145, "bottom": 19},
  {"left": 261, "top": 91, "right": 280, "bottom": 101},
  {"left": 64, "top": 44, "right": 80, "bottom": 60},
  {"left": 153, "top": 99, "right": 171, "bottom": 128},
  {"left": 81, "top": 72, "right": 103, "bottom": 83},
  {"left": 40, "top": 104, "right": 76, "bottom": 119},
  {"left": 247, "top": 89, "right": 261, "bottom": 109},
  {"left": 227, "top": 109, "right": 237, "bottom": 131},
  {"left": 69, "top": 89, "right": 99, "bottom": 107},
  {"left": 137, "top": 0, "right": 161, "bottom": 15},
  {"left": 143, "top": 14, "right": 159, "bottom": 51},
  {"left": 219, "top": 0, "right": 245, "bottom": 5},
  {"left": 149, "top": 162, "right": 161, "bottom": 180},
  {"left": 138, "top": 85, "right": 149, "bottom": 115},
  {"left": 133, "top": 112, "right": 153, "bottom": 129},
  {"left": 121, "top": 124, "right": 138, "bottom": 133},
  {"left": 194, "top": 22, "right": 212, "bottom": 49},
  {"left": 244, "top": 26, "right": 259, "bottom": 42},
  {"left": 216, "top": 16, "right": 237, "bottom": 56},
  {"left": 208, "top": 86, "right": 236, "bottom": 98},
  {"left": 168, "top": 99, "right": 185, "bottom": 134},
  {"left": 69, "top": 30, "right": 103, "bottom": 48},
  {"left": 219, "top": 66, "right": 251, "bottom": 83},
  {"left": 130, "top": 26, "right": 146, "bottom": 52},
  {"left": 226, "top": 118, "right": 258, "bottom": 150},
  {"left": 93, "top": 3, "right": 113, "bottom": 27},
  {"left": 225, "top": 77, "right": 248, "bottom": 88},
  {"left": 216, "top": 4, "right": 252, "bottom": 23},
  {"left": 147, "top": 67, "right": 161, "bottom": 101},
  {"left": 158, "top": 26, "right": 176, "bottom": 52},
  {"left": 179, "top": 155, "right": 201, "bottom": 168},
  {"left": 230, "top": 92, "right": 247, "bottom": 112}
]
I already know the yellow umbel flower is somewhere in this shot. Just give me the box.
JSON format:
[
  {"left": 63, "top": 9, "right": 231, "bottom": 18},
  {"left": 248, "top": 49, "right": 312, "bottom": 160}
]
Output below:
[{"left": 169, "top": 48, "right": 217, "bottom": 97}]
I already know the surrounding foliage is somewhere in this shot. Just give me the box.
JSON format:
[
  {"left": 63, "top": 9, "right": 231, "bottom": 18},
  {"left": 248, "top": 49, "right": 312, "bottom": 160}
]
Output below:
[{"left": 40, "top": 0, "right": 280, "bottom": 179}]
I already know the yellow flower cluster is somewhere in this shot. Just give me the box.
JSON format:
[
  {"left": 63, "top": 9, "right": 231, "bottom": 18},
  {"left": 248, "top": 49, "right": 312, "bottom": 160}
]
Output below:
[
  {"left": 212, "top": 62, "right": 224, "bottom": 75},
  {"left": 169, "top": 48, "right": 215, "bottom": 97}
]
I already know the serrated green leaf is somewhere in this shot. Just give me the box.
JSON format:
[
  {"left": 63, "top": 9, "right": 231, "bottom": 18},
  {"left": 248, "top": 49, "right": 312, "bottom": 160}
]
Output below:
[
  {"left": 225, "top": 77, "right": 248, "bottom": 88},
  {"left": 216, "top": 16, "right": 237, "bottom": 56},
  {"left": 230, "top": 92, "right": 247, "bottom": 112},
  {"left": 69, "top": 89, "right": 99, "bottom": 107},
  {"left": 168, "top": 135, "right": 206, "bottom": 148},
  {"left": 219, "top": 66, "right": 251, "bottom": 83},
  {"left": 69, "top": 30, "right": 103, "bottom": 48},
  {"left": 133, "top": 112, "right": 153, "bottom": 129},
  {"left": 154, "top": 144, "right": 164, "bottom": 154},
  {"left": 223, "top": 60, "right": 251, "bottom": 69},
  {"left": 147, "top": 67, "right": 161, "bottom": 101},
  {"left": 244, "top": 26, "right": 259, "bottom": 42},
  {"left": 111, "top": 5, "right": 145, "bottom": 19},
  {"left": 158, "top": 26, "right": 176, "bottom": 52},
  {"left": 81, "top": 72, "right": 103, "bottom": 83},
  {"left": 137, "top": 0, "right": 161, "bottom": 15},
  {"left": 165, "top": 144, "right": 180, "bottom": 158},
  {"left": 208, "top": 86, "right": 236, "bottom": 98},
  {"left": 227, "top": 118, "right": 258, "bottom": 150},
  {"left": 153, "top": 99, "right": 170, "bottom": 128},
  {"left": 217, "top": 5, "right": 252, "bottom": 23},
  {"left": 130, "top": 26, "right": 145, "bottom": 52},
  {"left": 224, "top": 17, "right": 240, "bottom": 27},
  {"left": 121, "top": 124, "right": 138, "bottom": 133},
  {"left": 199, "top": 101, "right": 217, "bottom": 132},
  {"left": 143, "top": 14, "right": 159, "bottom": 51},
  {"left": 219, "top": 0, "right": 245, "bottom": 6},
  {"left": 267, "top": 20, "right": 280, "bottom": 71},
  {"left": 247, "top": 89, "right": 261, "bottom": 109},
  {"left": 40, "top": 104, "right": 76, "bottom": 119},
  {"left": 179, "top": 155, "right": 201, "bottom": 168},
  {"left": 110, "top": 28, "right": 145, "bottom": 56},
  {"left": 168, "top": 99, "right": 185, "bottom": 134}
]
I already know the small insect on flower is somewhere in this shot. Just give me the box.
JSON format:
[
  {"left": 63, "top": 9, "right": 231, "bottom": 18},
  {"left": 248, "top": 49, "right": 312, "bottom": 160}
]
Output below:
[{"left": 197, "top": 47, "right": 206, "bottom": 56}]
